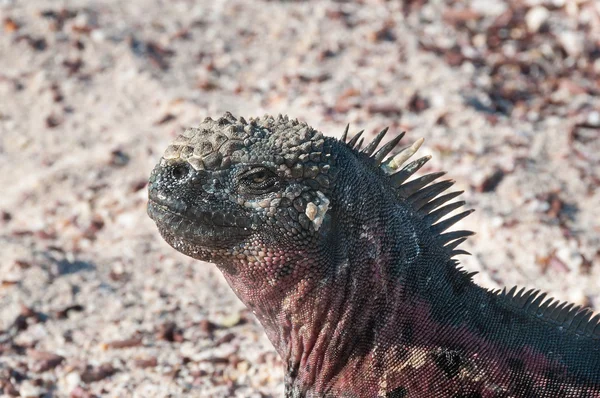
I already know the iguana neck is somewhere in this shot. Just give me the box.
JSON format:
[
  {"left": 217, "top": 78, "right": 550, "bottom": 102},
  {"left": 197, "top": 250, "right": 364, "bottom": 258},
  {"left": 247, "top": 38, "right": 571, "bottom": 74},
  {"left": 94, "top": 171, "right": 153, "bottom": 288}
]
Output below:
[{"left": 219, "top": 171, "right": 472, "bottom": 396}]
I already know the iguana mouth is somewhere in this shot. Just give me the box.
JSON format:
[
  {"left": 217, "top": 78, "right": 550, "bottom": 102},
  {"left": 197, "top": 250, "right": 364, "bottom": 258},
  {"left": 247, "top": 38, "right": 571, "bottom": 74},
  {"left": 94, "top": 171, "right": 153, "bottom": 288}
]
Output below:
[
  {"left": 147, "top": 199, "right": 254, "bottom": 229},
  {"left": 147, "top": 199, "right": 255, "bottom": 250}
]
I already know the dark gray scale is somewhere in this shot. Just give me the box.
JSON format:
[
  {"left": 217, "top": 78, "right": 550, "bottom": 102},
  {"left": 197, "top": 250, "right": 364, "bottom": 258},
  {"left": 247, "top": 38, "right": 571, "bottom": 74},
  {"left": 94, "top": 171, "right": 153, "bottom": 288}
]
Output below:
[{"left": 384, "top": 386, "right": 408, "bottom": 398}]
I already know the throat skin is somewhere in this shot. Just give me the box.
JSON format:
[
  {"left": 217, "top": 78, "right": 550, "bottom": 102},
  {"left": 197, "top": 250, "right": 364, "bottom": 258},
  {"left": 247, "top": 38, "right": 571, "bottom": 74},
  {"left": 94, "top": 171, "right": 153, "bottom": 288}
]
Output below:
[
  {"left": 214, "top": 176, "right": 477, "bottom": 396},
  {"left": 217, "top": 210, "right": 423, "bottom": 397}
]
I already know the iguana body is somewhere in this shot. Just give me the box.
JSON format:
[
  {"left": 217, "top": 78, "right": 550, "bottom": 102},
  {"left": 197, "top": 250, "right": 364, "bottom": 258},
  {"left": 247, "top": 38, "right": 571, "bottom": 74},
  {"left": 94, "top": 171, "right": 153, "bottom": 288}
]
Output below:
[{"left": 147, "top": 113, "right": 600, "bottom": 397}]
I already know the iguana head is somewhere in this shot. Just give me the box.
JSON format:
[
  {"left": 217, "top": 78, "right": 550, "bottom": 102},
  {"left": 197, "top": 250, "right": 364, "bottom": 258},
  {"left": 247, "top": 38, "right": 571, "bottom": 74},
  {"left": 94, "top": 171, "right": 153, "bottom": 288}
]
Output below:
[
  {"left": 148, "top": 112, "right": 475, "bottom": 394},
  {"left": 148, "top": 112, "right": 471, "bottom": 288},
  {"left": 147, "top": 112, "right": 341, "bottom": 284}
]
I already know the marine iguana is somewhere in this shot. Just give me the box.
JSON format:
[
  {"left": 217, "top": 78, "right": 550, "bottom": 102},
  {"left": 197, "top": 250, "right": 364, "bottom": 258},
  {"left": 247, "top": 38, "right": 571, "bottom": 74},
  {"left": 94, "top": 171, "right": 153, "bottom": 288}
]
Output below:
[{"left": 147, "top": 112, "right": 600, "bottom": 397}]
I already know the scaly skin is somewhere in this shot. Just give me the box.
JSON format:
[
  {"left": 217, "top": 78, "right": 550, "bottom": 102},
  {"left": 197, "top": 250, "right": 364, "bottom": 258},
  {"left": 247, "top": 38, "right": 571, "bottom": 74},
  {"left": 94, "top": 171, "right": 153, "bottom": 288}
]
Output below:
[{"left": 147, "top": 112, "right": 600, "bottom": 398}]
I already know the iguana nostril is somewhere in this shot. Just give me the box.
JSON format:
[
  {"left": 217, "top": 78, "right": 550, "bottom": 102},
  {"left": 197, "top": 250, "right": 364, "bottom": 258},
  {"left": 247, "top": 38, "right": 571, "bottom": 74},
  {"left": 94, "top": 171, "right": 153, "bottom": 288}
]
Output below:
[{"left": 171, "top": 163, "right": 190, "bottom": 181}]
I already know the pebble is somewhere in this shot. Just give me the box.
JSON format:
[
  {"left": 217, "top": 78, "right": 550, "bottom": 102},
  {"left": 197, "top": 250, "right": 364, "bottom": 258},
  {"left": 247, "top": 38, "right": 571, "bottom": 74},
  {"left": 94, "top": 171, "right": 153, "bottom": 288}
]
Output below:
[
  {"left": 558, "top": 31, "right": 584, "bottom": 57},
  {"left": 219, "top": 311, "right": 242, "bottom": 328},
  {"left": 19, "top": 382, "right": 47, "bottom": 397},
  {"left": 91, "top": 29, "right": 106, "bottom": 42},
  {"left": 471, "top": 0, "right": 507, "bottom": 16},
  {"left": 525, "top": 6, "right": 550, "bottom": 33},
  {"left": 587, "top": 111, "right": 600, "bottom": 127},
  {"left": 556, "top": 245, "right": 582, "bottom": 272},
  {"left": 66, "top": 371, "right": 82, "bottom": 391}
]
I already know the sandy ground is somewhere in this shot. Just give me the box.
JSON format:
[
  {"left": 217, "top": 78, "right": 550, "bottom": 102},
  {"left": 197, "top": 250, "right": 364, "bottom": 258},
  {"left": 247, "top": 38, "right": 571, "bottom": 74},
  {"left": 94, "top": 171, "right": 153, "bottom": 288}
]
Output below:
[{"left": 0, "top": 0, "right": 599, "bottom": 397}]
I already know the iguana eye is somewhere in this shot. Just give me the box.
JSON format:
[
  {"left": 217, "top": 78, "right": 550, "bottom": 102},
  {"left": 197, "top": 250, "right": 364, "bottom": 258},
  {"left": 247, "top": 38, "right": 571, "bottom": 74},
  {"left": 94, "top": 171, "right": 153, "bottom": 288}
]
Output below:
[
  {"left": 240, "top": 167, "right": 278, "bottom": 192},
  {"left": 250, "top": 170, "right": 268, "bottom": 183}
]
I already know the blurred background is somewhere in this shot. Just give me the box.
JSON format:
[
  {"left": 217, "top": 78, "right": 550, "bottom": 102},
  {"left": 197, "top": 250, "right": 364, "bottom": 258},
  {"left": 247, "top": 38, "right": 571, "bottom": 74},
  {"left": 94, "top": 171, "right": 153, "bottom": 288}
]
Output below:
[{"left": 0, "top": 0, "right": 598, "bottom": 396}]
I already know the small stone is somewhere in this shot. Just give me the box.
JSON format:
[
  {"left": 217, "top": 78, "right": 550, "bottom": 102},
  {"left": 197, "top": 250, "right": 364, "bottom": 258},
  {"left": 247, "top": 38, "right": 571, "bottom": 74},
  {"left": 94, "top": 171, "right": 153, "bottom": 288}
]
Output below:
[
  {"left": 19, "top": 381, "right": 46, "bottom": 397},
  {"left": 134, "top": 357, "right": 158, "bottom": 368},
  {"left": 28, "top": 349, "right": 64, "bottom": 372},
  {"left": 220, "top": 312, "right": 242, "bottom": 328},
  {"left": 587, "top": 111, "right": 600, "bottom": 127},
  {"left": 66, "top": 371, "right": 82, "bottom": 390},
  {"left": 198, "top": 319, "right": 216, "bottom": 334},
  {"left": 109, "top": 149, "right": 130, "bottom": 167},
  {"left": 215, "top": 332, "right": 236, "bottom": 345},
  {"left": 525, "top": 6, "right": 549, "bottom": 33},
  {"left": 471, "top": 0, "right": 506, "bottom": 16},
  {"left": 69, "top": 385, "right": 95, "bottom": 398},
  {"left": 476, "top": 168, "right": 505, "bottom": 193},
  {"left": 91, "top": 29, "right": 105, "bottom": 42},
  {"left": 558, "top": 31, "right": 583, "bottom": 57},
  {"left": 3, "top": 17, "right": 19, "bottom": 32},
  {"left": 491, "top": 216, "right": 504, "bottom": 228},
  {"left": 80, "top": 363, "right": 116, "bottom": 383},
  {"left": 102, "top": 336, "right": 142, "bottom": 349},
  {"left": 156, "top": 322, "right": 179, "bottom": 342}
]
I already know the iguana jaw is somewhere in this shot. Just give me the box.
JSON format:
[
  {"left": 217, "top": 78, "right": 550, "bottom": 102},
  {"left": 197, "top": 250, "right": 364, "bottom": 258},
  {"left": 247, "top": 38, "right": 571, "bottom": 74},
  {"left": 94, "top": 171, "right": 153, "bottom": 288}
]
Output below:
[
  {"left": 147, "top": 199, "right": 250, "bottom": 247},
  {"left": 147, "top": 160, "right": 256, "bottom": 256}
]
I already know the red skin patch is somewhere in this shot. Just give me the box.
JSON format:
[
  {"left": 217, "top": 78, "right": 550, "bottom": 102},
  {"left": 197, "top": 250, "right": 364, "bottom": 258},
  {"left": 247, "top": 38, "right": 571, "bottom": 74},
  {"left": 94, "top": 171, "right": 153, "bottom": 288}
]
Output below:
[{"left": 223, "top": 257, "right": 600, "bottom": 397}]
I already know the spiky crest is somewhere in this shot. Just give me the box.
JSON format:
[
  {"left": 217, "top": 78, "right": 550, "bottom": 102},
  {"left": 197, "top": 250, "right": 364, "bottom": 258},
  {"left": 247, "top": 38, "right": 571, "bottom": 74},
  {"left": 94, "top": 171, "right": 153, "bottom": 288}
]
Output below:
[
  {"left": 500, "top": 287, "right": 600, "bottom": 339},
  {"left": 342, "top": 124, "right": 600, "bottom": 341},
  {"left": 347, "top": 130, "right": 364, "bottom": 148},
  {"left": 342, "top": 125, "right": 473, "bottom": 258}
]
